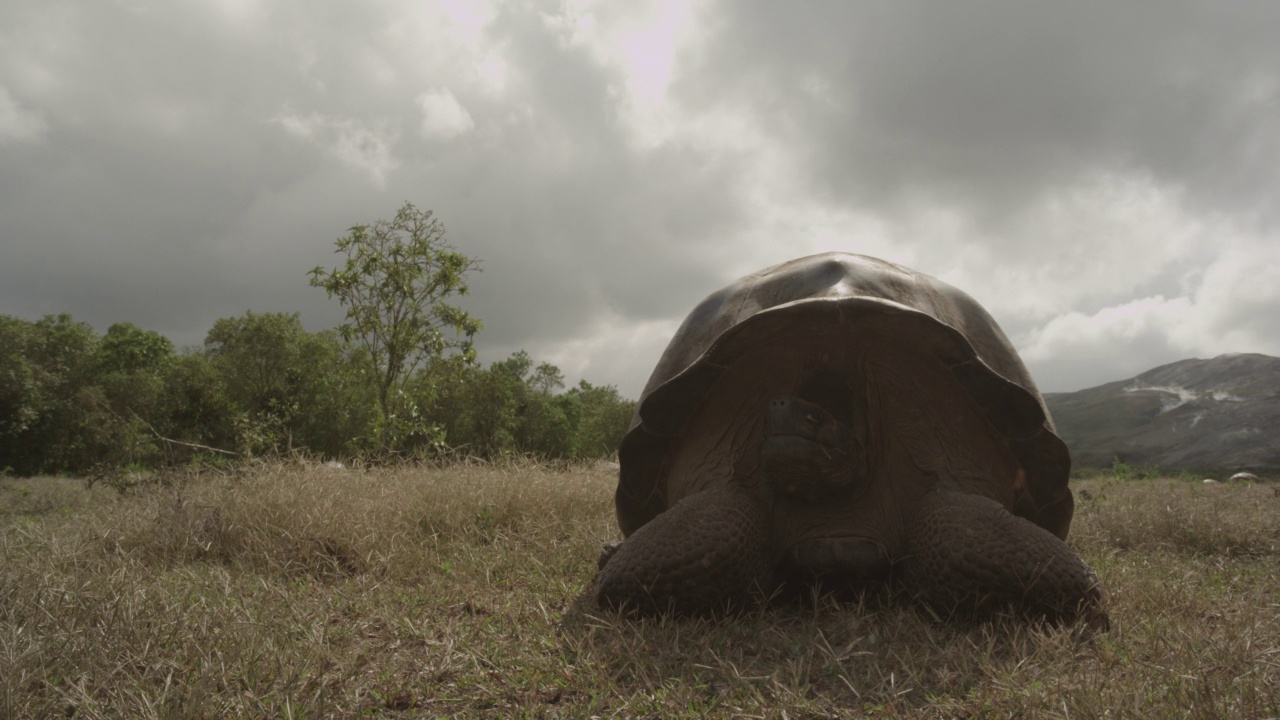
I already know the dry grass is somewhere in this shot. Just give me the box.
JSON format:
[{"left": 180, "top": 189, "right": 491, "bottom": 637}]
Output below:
[{"left": 2, "top": 465, "right": 1278, "bottom": 718}]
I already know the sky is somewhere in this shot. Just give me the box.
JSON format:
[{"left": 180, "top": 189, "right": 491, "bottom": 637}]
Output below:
[{"left": 2, "top": 0, "right": 1279, "bottom": 400}]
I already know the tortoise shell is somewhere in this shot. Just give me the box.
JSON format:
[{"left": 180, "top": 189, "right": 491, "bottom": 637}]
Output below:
[{"left": 615, "top": 253, "right": 1072, "bottom": 545}]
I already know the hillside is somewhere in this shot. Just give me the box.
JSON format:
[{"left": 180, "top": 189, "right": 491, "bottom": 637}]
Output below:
[{"left": 1043, "top": 353, "right": 1280, "bottom": 471}]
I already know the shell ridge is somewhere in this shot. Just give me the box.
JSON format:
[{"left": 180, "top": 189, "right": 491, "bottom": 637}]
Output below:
[{"left": 615, "top": 253, "right": 1074, "bottom": 539}]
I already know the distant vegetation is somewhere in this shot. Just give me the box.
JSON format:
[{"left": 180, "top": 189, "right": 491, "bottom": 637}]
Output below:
[{"left": 0, "top": 204, "right": 634, "bottom": 477}]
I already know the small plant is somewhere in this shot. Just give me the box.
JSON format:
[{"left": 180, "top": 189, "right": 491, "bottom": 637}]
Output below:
[{"left": 1110, "top": 457, "right": 1162, "bottom": 481}]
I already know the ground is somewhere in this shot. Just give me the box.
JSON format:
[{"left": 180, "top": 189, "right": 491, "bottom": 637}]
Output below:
[{"left": 1, "top": 462, "right": 1277, "bottom": 718}]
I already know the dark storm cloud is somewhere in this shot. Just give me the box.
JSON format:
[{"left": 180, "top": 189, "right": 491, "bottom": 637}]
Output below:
[
  {"left": 682, "top": 1, "right": 1280, "bottom": 224},
  {"left": 2, "top": 0, "right": 1279, "bottom": 398},
  {"left": 401, "top": 3, "right": 749, "bottom": 343},
  {"left": 377, "top": 1, "right": 750, "bottom": 365},
  {"left": 667, "top": 0, "right": 1280, "bottom": 392},
  {"left": 0, "top": 0, "right": 747, "bottom": 387},
  {"left": 0, "top": 0, "right": 352, "bottom": 345}
]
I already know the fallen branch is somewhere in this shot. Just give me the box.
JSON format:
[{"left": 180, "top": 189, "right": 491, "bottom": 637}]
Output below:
[
  {"left": 90, "top": 395, "right": 241, "bottom": 458},
  {"left": 128, "top": 409, "right": 239, "bottom": 457}
]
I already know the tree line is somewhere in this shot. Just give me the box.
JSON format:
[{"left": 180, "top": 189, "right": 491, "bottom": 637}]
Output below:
[{"left": 0, "top": 204, "right": 636, "bottom": 476}]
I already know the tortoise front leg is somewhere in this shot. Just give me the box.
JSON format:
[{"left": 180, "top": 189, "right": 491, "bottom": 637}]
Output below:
[
  {"left": 595, "top": 487, "right": 773, "bottom": 614},
  {"left": 900, "top": 487, "right": 1109, "bottom": 629}
]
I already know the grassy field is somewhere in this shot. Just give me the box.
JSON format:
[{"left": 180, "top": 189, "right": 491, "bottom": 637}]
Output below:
[{"left": 2, "top": 463, "right": 1277, "bottom": 719}]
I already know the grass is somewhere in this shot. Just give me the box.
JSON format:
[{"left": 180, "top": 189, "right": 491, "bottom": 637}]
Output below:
[{"left": 2, "top": 464, "right": 1278, "bottom": 719}]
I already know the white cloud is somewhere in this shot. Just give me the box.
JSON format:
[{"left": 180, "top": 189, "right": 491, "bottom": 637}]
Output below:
[
  {"left": 615, "top": 6, "right": 683, "bottom": 105},
  {"left": 1189, "top": 239, "right": 1280, "bottom": 352},
  {"left": 0, "top": 86, "right": 47, "bottom": 144},
  {"left": 1021, "top": 295, "right": 1192, "bottom": 388},
  {"left": 330, "top": 122, "right": 400, "bottom": 185},
  {"left": 275, "top": 111, "right": 321, "bottom": 140},
  {"left": 417, "top": 89, "right": 475, "bottom": 140},
  {"left": 275, "top": 111, "right": 400, "bottom": 186},
  {"left": 933, "top": 171, "right": 1209, "bottom": 326},
  {"left": 522, "top": 313, "right": 683, "bottom": 399},
  {"left": 1020, "top": 233, "right": 1280, "bottom": 390},
  {"left": 475, "top": 50, "right": 509, "bottom": 94},
  {"left": 535, "top": 0, "right": 707, "bottom": 150},
  {"left": 200, "top": 0, "right": 266, "bottom": 28}
]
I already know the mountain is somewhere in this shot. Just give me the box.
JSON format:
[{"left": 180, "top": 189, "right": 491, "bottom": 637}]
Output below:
[{"left": 1042, "top": 353, "right": 1280, "bottom": 471}]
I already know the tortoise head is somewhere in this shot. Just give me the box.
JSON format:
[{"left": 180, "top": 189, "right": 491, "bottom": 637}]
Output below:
[{"left": 761, "top": 395, "right": 864, "bottom": 501}]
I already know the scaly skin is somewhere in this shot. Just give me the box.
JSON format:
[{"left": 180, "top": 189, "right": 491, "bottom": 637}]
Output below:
[
  {"left": 596, "top": 397, "right": 1108, "bottom": 629},
  {"left": 594, "top": 486, "right": 773, "bottom": 614},
  {"left": 900, "top": 487, "right": 1109, "bottom": 628}
]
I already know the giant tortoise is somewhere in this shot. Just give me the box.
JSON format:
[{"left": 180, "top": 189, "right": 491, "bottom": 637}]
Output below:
[{"left": 595, "top": 253, "right": 1106, "bottom": 626}]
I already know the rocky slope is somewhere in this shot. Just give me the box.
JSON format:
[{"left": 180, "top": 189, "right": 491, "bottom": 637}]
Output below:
[{"left": 1043, "top": 353, "right": 1280, "bottom": 471}]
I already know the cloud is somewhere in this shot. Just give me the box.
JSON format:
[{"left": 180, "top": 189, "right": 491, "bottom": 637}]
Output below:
[
  {"left": 504, "top": 311, "right": 683, "bottom": 397},
  {"left": 416, "top": 89, "right": 475, "bottom": 140},
  {"left": 928, "top": 171, "right": 1212, "bottom": 328},
  {"left": 0, "top": 86, "right": 46, "bottom": 144},
  {"left": 1021, "top": 296, "right": 1192, "bottom": 390},
  {"left": 679, "top": 1, "right": 1280, "bottom": 224},
  {"left": 2, "top": 0, "right": 1280, "bottom": 402},
  {"left": 1190, "top": 240, "right": 1280, "bottom": 353},
  {"left": 201, "top": 0, "right": 267, "bottom": 27},
  {"left": 275, "top": 111, "right": 401, "bottom": 186},
  {"left": 1022, "top": 235, "right": 1280, "bottom": 390}
]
